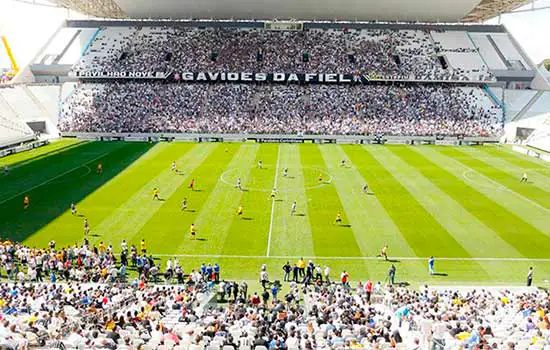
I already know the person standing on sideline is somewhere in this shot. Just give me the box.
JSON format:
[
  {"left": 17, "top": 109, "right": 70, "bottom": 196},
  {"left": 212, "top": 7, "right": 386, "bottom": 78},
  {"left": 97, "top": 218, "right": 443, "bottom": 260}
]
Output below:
[
  {"left": 282, "top": 261, "right": 291, "bottom": 282},
  {"left": 428, "top": 256, "right": 435, "bottom": 275},
  {"left": 296, "top": 257, "right": 306, "bottom": 278},
  {"left": 324, "top": 265, "right": 331, "bottom": 285},
  {"left": 365, "top": 280, "right": 373, "bottom": 303},
  {"left": 527, "top": 267, "right": 534, "bottom": 286},
  {"left": 213, "top": 263, "right": 220, "bottom": 282},
  {"left": 292, "top": 264, "right": 299, "bottom": 282},
  {"left": 315, "top": 265, "right": 323, "bottom": 283},
  {"left": 341, "top": 270, "right": 350, "bottom": 288},
  {"left": 388, "top": 264, "right": 396, "bottom": 285},
  {"left": 259, "top": 265, "right": 269, "bottom": 289}
]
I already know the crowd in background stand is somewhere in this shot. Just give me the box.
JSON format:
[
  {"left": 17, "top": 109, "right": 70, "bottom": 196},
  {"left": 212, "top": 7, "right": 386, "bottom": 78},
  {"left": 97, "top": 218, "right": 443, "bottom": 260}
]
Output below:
[{"left": 59, "top": 83, "right": 503, "bottom": 137}]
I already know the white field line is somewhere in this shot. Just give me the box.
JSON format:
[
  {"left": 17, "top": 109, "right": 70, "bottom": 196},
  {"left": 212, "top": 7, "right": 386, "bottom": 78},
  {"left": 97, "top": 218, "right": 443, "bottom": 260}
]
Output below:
[
  {"left": 0, "top": 152, "right": 108, "bottom": 205},
  {"left": 266, "top": 145, "right": 281, "bottom": 257},
  {"left": 152, "top": 254, "right": 550, "bottom": 262}
]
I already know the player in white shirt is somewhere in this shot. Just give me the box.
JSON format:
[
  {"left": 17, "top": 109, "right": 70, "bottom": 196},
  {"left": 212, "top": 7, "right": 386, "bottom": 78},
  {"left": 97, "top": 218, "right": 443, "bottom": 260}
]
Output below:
[
  {"left": 283, "top": 168, "right": 288, "bottom": 177},
  {"left": 181, "top": 197, "right": 188, "bottom": 211},
  {"left": 236, "top": 178, "right": 242, "bottom": 191},
  {"left": 171, "top": 161, "right": 177, "bottom": 173},
  {"left": 121, "top": 239, "right": 128, "bottom": 251},
  {"left": 290, "top": 201, "right": 297, "bottom": 216},
  {"left": 83, "top": 219, "right": 90, "bottom": 236},
  {"left": 257, "top": 160, "right": 263, "bottom": 169}
]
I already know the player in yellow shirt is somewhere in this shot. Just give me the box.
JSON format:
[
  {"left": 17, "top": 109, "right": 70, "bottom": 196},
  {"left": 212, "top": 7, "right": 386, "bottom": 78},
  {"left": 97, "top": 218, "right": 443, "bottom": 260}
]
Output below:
[
  {"left": 189, "top": 223, "right": 196, "bottom": 240},
  {"left": 270, "top": 188, "right": 278, "bottom": 200},
  {"left": 378, "top": 245, "right": 388, "bottom": 261},
  {"left": 335, "top": 211, "right": 343, "bottom": 225},
  {"left": 140, "top": 239, "right": 146, "bottom": 254},
  {"left": 152, "top": 188, "right": 160, "bottom": 200},
  {"left": 23, "top": 195, "right": 30, "bottom": 210},
  {"left": 99, "top": 241, "right": 106, "bottom": 255},
  {"left": 318, "top": 173, "right": 323, "bottom": 183},
  {"left": 97, "top": 162, "right": 103, "bottom": 175},
  {"left": 237, "top": 205, "right": 243, "bottom": 217}
]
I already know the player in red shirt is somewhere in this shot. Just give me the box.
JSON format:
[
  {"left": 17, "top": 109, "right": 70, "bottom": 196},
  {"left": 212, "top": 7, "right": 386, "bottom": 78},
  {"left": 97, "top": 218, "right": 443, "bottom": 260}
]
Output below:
[{"left": 189, "top": 178, "right": 195, "bottom": 190}]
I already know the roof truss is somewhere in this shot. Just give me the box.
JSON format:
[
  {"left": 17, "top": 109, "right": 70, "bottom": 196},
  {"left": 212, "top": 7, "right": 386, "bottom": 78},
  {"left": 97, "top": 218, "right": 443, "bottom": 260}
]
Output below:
[{"left": 462, "top": 0, "right": 532, "bottom": 22}]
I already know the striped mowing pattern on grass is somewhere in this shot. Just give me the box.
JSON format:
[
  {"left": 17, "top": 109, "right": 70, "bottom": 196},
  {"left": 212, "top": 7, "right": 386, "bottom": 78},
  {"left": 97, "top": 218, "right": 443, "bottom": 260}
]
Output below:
[
  {"left": 222, "top": 144, "right": 278, "bottom": 256},
  {"left": 269, "top": 144, "right": 315, "bottom": 257},
  {"left": 459, "top": 147, "right": 550, "bottom": 194},
  {"left": 3, "top": 141, "right": 550, "bottom": 285},
  {"left": 415, "top": 147, "right": 550, "bottom": 239},
  {"left": 174, "top": 143, "right": 259, "bottom": 255},
  {"left": 88, "top": 143, "right": 215, "bottom": 247},
  {"left": 300, "top": 145, "right": 362, "bottom": 257},
  {"left": 381, "top": 146, "right": 522, "bottom": 259},
  {"left": 346, "top": 145, "right": 470, "bottom": 258},
  {"left": 443, "top": 147, "right": 550, "bottom": 211}
]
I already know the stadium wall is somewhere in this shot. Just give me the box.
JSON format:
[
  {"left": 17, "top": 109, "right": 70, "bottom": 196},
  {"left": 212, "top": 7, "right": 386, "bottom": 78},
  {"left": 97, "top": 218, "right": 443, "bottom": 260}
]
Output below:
[
  {"left": 0, "top": 139, "right": 49, "bottom": 157},
  {"left": 61, "top": 132, "right": 500, "bottom": 146}
]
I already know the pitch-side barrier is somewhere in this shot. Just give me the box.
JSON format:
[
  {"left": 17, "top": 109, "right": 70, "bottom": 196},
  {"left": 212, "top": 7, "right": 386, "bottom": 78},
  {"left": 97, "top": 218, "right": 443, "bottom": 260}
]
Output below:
[{"left": 62, "top": 132, "right": 500, "bottom": 146}]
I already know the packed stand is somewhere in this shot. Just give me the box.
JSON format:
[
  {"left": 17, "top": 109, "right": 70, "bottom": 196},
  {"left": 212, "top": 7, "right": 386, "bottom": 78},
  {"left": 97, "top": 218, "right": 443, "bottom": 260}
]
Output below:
[
  {"left": 1, "top": 263, "right": 549, "bottom": 349},
  {"left": 72, "top": 26, "right": 493, "bottom": 82},
  {"left": 59, "top": 82, "right": 503, "bottom": 137},
  {"left": 1, "top": 239, "right": 549, "bottom": 349}
]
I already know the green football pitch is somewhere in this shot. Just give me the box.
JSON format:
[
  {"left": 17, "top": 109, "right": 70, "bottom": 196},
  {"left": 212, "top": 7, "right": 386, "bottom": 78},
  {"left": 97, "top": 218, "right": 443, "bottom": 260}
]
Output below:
[{"left": 1, "top": 139, "right": 550, "bottom": 286}]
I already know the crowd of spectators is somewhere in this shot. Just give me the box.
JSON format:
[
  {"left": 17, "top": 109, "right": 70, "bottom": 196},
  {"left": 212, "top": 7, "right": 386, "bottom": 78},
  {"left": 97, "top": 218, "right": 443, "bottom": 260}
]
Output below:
[
  {"left": 59, "top": 82, "right": 503, "bottom": 137},
  {"left": 72, "top": 27, "right": 492, "bottom": 82},
  {"left": 1, "top": 239, "right": 550, "bottom": 349}
]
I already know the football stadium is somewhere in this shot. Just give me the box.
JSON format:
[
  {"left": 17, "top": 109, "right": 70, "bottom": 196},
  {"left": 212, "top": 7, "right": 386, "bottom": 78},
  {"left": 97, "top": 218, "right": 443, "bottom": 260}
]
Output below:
[{"left": 1, "top": 0, "right": 550, "bottom": 348}]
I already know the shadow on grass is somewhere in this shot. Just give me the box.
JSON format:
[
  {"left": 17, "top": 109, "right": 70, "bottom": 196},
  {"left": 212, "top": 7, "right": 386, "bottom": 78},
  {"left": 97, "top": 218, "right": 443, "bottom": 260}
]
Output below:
[
  {"left": 241, "top": 217, "right": 253, "bottom": 221},
  {"left": 1, "top": 140, "right": 85, "bottom": 169},
  {"left": 431, "top": 272, "right": 448, "bottom": 277},
  {"left": 338, "top": 224, "right": 352, "bottom": 228},
  {"left": 195, "top": 238, "right": 207, "bottom": 241},
  {"left": 0, "top": 142, "right": 154, "bottom": 243},
  {"left": 294, "top": 213, "right": 306, "bottom": 217}
]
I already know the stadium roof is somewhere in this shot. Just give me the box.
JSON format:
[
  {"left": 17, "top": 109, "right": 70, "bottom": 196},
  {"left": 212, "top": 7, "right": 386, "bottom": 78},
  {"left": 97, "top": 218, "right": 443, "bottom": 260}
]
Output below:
[{"left": 48, "top": 0, "right": 530, "bottom": 22}]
